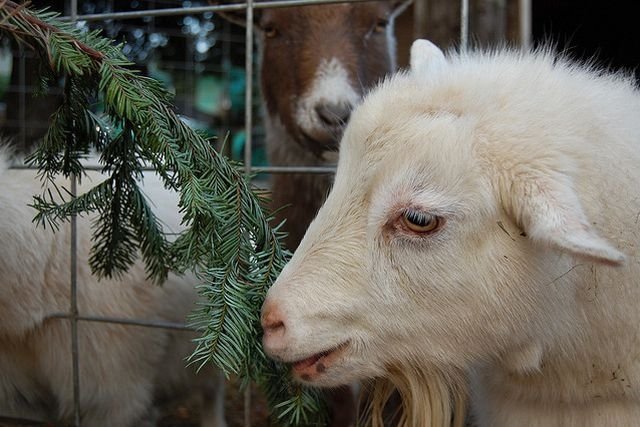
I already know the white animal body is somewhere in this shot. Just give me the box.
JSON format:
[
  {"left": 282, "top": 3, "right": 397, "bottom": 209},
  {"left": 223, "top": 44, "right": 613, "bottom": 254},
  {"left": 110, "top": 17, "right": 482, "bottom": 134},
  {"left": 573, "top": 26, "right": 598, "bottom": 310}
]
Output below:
[
  {"left": 0, "top": 154, "right": 225, "bottom": 427},
  {"left": 261, "top": 40, "right": 640, "bottom": 426}
]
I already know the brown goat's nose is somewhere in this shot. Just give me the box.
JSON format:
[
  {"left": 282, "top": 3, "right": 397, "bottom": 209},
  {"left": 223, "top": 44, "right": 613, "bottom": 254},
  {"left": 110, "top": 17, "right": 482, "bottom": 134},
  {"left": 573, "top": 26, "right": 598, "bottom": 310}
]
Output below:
[
  {"left": 261, "top": 299, "right": 286, "bottom": 339},
  {"left": 315, "top": 102, "right": 351, "bottom": 127}
]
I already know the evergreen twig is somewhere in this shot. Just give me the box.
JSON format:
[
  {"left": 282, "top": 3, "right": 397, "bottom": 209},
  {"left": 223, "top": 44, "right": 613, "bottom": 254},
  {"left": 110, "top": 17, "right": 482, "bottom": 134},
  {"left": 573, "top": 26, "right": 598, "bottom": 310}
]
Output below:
[{"left": 0, "top": 3, "right": 327, "bottom": 425}]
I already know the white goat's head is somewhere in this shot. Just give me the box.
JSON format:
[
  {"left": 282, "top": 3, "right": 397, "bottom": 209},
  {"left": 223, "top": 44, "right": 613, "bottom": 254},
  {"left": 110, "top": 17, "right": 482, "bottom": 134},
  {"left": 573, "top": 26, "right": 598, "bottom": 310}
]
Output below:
[{"left": 261, "top": 41, "right": 625, "bottom": 390}]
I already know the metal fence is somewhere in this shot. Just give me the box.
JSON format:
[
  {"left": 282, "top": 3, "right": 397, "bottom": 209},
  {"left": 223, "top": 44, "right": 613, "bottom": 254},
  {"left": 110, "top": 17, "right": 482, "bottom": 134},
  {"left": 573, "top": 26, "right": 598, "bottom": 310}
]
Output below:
[{"left": 0, "top": 0, "right": 532, "bottom": 426}]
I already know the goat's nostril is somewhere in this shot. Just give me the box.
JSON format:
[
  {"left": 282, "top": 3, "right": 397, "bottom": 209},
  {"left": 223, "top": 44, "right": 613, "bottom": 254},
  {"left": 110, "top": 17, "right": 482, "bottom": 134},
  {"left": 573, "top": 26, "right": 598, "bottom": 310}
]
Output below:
[
  {"left": 315, "top": 102, "right": 352, "bottom": 127},
  {"left": 261, "top": 303, "right": 286, "bottom": 335},
  {"left": 264, "top": 319, "right": 285, "bottom": 334}
]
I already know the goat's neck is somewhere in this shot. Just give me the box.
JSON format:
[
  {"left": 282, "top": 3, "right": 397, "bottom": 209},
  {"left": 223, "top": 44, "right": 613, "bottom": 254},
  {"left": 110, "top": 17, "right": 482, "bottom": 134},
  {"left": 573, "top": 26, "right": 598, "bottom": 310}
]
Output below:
[
  {"left": 264, "top": 114, "right": 338, "bottom": 167},
  {"left": 264, "top": 114, "right": 335, "bottom": 250}
]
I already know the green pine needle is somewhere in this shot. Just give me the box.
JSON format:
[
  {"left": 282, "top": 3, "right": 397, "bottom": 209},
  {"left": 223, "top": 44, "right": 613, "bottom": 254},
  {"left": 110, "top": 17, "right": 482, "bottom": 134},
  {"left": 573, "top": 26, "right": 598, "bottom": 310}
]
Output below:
[{"left": 0, "top": 2, "right": 327, "bottom": 425}]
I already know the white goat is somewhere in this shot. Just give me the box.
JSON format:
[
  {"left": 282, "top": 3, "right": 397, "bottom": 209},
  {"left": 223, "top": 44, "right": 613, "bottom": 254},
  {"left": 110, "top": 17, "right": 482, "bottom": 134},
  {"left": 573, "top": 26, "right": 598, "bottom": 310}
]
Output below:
[
  {"left": 0, "top": 153, "right": 225, "bottom": 427},
  {"left": 261, "top": 40, "right": 640, "bottom": 426}
]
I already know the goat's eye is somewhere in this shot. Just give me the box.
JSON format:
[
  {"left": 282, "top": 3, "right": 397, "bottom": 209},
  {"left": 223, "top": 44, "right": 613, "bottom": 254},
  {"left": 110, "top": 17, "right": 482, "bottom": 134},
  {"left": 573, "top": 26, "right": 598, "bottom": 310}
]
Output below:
[
  {"left": 262, "top": 25, "right": 278, "bottom": 38},
  {"left": 374, "top": 19, "right": 389, "bottom": 33},
  {"left": 401, "top": 210, "right": 441, "bottom": 234}
]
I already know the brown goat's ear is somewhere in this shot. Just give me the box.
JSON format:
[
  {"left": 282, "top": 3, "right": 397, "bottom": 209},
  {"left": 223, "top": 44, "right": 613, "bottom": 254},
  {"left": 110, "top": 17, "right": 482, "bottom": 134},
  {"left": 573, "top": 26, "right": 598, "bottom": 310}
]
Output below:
[
  {"left": 209, "top": 0, "right": 261, "bottom": 27},
  {"left": 391, "top": 0, "right": 414, "bottom": 17},
  {"left": 501, "top": 169, "right": 626, "bottom": 266}
]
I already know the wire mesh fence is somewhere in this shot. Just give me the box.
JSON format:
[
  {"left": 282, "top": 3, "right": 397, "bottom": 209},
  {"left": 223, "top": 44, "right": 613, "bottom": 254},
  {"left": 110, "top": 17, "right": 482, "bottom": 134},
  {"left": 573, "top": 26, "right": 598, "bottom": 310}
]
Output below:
[{"left": 0, "top": 1, "right": 533, "bottom": 425}]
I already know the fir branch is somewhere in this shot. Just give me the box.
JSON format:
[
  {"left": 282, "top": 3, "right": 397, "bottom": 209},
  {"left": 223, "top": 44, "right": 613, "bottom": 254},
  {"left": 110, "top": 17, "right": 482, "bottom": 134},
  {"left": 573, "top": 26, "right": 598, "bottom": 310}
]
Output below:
[
  {"left": 0, "top": 3, "right": 327, "bottom": 425},
  {"left": 2, "top": 0, "right": 105, "bottom": 61}
]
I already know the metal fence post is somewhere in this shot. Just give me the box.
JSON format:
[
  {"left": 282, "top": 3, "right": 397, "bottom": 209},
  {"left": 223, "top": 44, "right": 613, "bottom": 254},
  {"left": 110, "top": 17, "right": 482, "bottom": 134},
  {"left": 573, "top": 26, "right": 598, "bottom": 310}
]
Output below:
[
  {"left": 460, "top": 0, "right": 469, "bottom": 52},
  {"left": 244, "top": 0, "right": 255, "bottom": 425},
  {"left": 519, "top": 0, "right": 532, "bottom": 50},
  {"left": 68, "top": 1, "right": 82, "bottom": 424}
]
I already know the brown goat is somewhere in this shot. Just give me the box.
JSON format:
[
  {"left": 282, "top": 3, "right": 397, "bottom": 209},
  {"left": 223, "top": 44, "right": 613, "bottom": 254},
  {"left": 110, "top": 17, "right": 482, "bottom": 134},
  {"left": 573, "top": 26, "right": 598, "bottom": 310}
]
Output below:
[
  {"left": 256, "top": 5, "right": 411, "bottom": 424},
  {"left": 217, "top": 2, "right": 411, "bottom": 425},
  {"left": 258, "top": 1, "right": 411, "bottom": 249}
]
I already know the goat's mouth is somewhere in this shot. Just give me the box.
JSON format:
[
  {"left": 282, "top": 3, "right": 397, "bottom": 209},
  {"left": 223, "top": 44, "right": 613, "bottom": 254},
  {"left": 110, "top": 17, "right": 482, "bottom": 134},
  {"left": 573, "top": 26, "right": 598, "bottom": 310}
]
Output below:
[
  {"left": 289, "top": 341, "right": 350, "bottom": 382},
  {"left": 299, "top": 130, "right": 341, "bottom": 157}
]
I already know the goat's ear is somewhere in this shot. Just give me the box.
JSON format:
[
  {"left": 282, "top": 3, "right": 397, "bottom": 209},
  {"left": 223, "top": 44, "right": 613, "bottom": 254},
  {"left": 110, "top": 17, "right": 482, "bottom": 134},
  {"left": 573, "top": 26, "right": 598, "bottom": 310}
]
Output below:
[
  {"left": 502, "top": 170, "right": 625, "bottom": 266},
  {"left": 390, "top": 0, "right": 413, "bottom": 18},
  {"left": 209, "top": 1, "right": 260, "bottom": 27},
  {"left": 410, "top": 39, "right": 447, "bottom": 77}
]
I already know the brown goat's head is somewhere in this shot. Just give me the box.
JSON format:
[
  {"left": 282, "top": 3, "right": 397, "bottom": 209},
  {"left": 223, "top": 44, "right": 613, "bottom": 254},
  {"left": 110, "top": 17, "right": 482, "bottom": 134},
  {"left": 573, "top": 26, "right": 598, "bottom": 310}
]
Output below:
[{"left": 258, "top": 2, "right": 408, "bottom": 156}]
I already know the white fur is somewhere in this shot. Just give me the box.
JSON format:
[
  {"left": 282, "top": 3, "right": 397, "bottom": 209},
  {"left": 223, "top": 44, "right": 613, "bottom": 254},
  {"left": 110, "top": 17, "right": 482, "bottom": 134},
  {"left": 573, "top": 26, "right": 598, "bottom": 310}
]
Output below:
[
  {"left": 0, "top": 158, "right": 225, "bottom": 427},
  {"left": 263, "top": 40, "right": 640, "bottom": 426},
  {"left": 410, "top": 39, "right": 446, "bottom": 77},
  {"left": 295, "top": 57, "right": 360, "bottom": 135}
]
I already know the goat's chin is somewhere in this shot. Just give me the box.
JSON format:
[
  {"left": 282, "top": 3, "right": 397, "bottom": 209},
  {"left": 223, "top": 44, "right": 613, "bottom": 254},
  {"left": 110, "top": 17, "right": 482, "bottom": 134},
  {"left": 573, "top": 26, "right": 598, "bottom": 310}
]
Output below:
[
  {"left": 295, "top": 129, "right": 341, "bottom": 158},
  {"left": 289, "top": 346, "right": 383, "bottom": 387},
  {"left": 294, "top": 364, "right": 372, "bottom": 388}
]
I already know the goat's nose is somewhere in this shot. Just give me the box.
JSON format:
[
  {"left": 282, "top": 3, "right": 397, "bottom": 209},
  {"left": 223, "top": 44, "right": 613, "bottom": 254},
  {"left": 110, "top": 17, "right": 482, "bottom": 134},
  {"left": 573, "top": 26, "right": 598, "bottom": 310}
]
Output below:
[
  {"left": 261, "top": 299, "right": 286, "bottom": 342},
  {"left": 315, "top": 102, "right": 351, "bottom": 127}
]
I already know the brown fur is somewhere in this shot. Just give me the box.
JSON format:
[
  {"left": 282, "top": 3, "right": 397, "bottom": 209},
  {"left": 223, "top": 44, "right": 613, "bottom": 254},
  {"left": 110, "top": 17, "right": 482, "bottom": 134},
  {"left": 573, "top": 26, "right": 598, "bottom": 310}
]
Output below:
[
  {"left": 258, "top": 1, "right": 407, "bottom": 250},
  {"left": 255, "top": 3, "right": 410, "bottom": 425},
  {"left": 218, "top": 2, "right": 410, "bottom": 423},
  {"left": 259, "top": 3, "right": 396, "bottom": 151}
]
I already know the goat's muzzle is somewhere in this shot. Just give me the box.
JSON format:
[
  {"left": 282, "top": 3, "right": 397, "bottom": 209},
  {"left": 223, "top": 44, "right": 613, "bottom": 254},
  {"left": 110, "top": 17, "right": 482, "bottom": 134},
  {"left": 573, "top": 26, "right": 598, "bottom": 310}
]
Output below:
[{"left": 261, "top": 298, "right": 289, "bottom": 358}]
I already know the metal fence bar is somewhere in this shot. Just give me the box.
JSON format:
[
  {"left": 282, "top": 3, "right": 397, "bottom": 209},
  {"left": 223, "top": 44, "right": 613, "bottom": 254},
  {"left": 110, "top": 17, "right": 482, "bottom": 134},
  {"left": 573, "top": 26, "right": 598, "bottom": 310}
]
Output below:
[
  {"left": 244, "top": 0, "right": 254, "bottom": 177},
  {"left": 68, "top": 0, "right": 82, "bottom": 423},
  {"left": 70, "top": 174, "right": 81, "bottom": 427},
  {"left": 44, "top": 313, "right": 195, "bottom": 331},
  {"left": 460, "top": 0, "right": 469, "bottom": 52},
  {"left": 519, "top": 0, "right": 532, "bottom": 50},
  {"left": 9, "top": 163, "right": 338, "bottom": 174},
  {"left": 58, "top": 0, "right": 383, "bottom": 22},
  {"left": 252, "top": 165, "right": 336, "bottom": 174},
  {"left": 18, "top": 45, "right": 25, "bottom": 149},
  {"left": 243, "top": 0, "right": 254, "bottom": 424}
]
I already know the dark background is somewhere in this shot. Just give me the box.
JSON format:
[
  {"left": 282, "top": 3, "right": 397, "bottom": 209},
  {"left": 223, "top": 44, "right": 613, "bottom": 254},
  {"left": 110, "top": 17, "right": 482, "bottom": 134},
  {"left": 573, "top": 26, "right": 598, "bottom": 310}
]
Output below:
[{"left": 533, "top": 0, "right": 640, "bottom": 78}]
